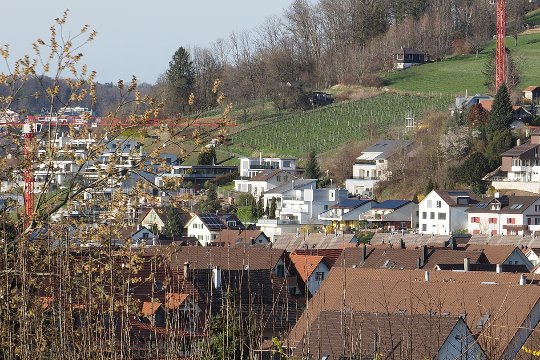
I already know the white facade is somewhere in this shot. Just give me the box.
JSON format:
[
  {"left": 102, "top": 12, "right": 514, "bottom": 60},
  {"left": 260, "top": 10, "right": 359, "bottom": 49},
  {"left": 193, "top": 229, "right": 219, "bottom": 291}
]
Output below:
[
  {"left": 468, "top": 199, "right": 540, "bottom": 236},
  {"left": 186, "top": 216, "right": 220, "bottom": 246},
  {"left": 305, "top": 262, "right": 329, "bottom": 296},
  {"left": 239, "top": 156, "right": 296, "bottom": 178},
  {"left": 275, "top": 186, "right": 349, "bottom": 224},
  {"left": 436, "top": 319, "right": 486, "bottom": 360},
  {"left": 419, "top": 191, "right": 473, "bottom": 235},
  {"left": 234, "top": 170, "right": 296, "bottom": 196}
]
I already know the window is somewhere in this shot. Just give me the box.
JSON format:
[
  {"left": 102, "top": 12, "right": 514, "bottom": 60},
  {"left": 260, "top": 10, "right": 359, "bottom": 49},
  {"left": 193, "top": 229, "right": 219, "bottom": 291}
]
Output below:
[
  {"left": 276, "top": 264, "right": 285, "bottom": 278},
  {"left": 422, "top": 224, "right": 427, "bottom": 231},
  {"left": 436, "top": 201, "right": 441, "bottom": 208},
  {"left": 277, "top": 175, "right": 281, "bottom": 182},
  {"left": 154, "top": 281, "right": 163, "bottom": 292},
  {"left": 536, "top": 218, "right": 540, "bottom": 225},
  {"left": 536, "top": 205, "right": 540, "bottom": 212},
  {"left": 422, "top": 212, "right": 427, "bottom": 219},
  {"left": 507, "top": 218, "right": 516, "bottom": 224},
  {"left": 324, "top": 205, "right": 329, "bottom": 211},
  {"left": 430, "top": 212, "right": 435, "bottom": 220},
  {"left": 438, "top": 213, "right": 446, "bottom": 220},
  {"left": 488, "top": 218, "right": 497, "bottom": 224},
  {"left": 288, "top": 287, "right": 297, "bottom": 296},
  {"left": 471, "top": 217, "right": 480, "bottom": 223},
  {"left": 315, "top": 272, "right": 325, "bottom": 281}
]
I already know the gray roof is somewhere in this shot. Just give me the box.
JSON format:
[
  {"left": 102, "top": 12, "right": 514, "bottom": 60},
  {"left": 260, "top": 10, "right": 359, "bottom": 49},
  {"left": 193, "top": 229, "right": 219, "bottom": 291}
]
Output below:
[
  {"left": 272, "top": 232, "right": 357, "bottom": 252},
  {"left": 362, "top": 140, "right": 413, "bottom": 157},
  {"left": 265, "top": 179, "right": 316, "bottom": 195}
]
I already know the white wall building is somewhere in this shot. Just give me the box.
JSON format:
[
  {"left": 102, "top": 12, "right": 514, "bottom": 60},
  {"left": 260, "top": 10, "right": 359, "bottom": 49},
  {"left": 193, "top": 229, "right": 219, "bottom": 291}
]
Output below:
[
  {"left": 345, "top": 140, "right": 412, "bottom": 196},
  {"left": 467, "top": 195, "right": 540, "bottom": 236},
  {"left": 234, "top": 169, "right": 297, "bottom": 197},
  {"left": 239, "top": 156, "right": 297, "bottom": 178},
  {"left": 419, "top": 190, "right": 478, "bottom": 235}
]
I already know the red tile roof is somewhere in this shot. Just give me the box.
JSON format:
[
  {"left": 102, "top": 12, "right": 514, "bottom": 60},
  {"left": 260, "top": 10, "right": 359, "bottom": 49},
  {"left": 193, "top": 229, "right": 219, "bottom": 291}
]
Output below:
[
  {"left": 289, "top": 254, "right": 325, "bottom": 282},
  {"left": 141, "top": 301, "right": 162, "bottom": 316}
]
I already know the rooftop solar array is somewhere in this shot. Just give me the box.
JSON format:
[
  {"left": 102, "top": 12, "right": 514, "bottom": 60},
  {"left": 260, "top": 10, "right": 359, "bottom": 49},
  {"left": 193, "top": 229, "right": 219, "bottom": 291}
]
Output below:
[
  {"left": 199, "top": 214, "right": 227, "bottom": 230},
  {"left": 447, "top": 191, "right": 470, "bottom": 197}
]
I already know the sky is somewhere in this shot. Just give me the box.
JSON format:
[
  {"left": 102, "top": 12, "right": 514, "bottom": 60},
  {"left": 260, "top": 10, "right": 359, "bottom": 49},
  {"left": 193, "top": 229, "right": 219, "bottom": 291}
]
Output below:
[{"left": 0, "top": 0, "right": 294, "bottom": 84}]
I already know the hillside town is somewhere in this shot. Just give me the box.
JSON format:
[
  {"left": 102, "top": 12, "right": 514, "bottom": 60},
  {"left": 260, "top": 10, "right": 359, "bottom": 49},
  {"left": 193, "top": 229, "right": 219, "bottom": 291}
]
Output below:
[{"left": 4, "top": 1, "right": 540, "bottom": 360}]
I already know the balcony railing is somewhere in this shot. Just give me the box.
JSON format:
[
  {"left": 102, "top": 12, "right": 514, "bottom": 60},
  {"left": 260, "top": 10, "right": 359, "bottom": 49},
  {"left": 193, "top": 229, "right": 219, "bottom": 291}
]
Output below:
[
  {"left": 282, "top": 195, "right": 304, "bottom": 201},
  {"left": 354, "top": 160, "right": 376, "bottom": 165},
  {"left": 257, "top": 219, "right": 299, "bottom": 225}
]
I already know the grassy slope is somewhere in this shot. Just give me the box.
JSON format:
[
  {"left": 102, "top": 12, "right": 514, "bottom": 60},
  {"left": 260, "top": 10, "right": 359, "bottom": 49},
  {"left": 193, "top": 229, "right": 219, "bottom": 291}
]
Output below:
[
  {"left": 384, "top": 32, "right": 540, "bottom": 95},
  {"left": 525, "top": 8, "right": 540, "bottom": 26}
]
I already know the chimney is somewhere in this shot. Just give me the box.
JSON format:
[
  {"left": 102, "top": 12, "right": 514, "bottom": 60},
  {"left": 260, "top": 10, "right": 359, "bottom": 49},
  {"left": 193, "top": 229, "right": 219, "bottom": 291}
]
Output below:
[
  {"left": 494, "top": 191, "right": 500, "bottom": 199},
  {"left": 517, "top": 138, "right": 522, "bottom": 146},
  {"left": 183, "top": 262, "right": 190, "bottom": 280},
  {"left": 463, "top": 257, "right": 470, "bottom": 272},
  {"left": 425, "top": 270, "right": 430, "bottom": 282},
  {"left": 496, "top": 263, "right": 502, "bottom": 273},
  {"left": 399, "top": 238, "right": 405, "bottom": 249},
  {"left": 416, "top": 257, "right": 421, "bottom": 269},
  {"left": 212, "top": 266, "right": 222, "bottom": 289},
  {"left": 361, "top": 243, "right": 367, "bottom": 263},
  {"left": 520, "top": 273, "right": 527, "bottom": 286},
  {"left": 420, "top": 245, "right": 427, "bottom": 267}
]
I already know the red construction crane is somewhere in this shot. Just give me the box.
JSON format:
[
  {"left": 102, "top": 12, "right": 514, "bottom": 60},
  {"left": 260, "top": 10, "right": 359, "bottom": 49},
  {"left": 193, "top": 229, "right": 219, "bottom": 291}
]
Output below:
[
  {"left": 496, "top": 0, "right": 506, "bottom": 91},
  {"left": 23, "top": 122, "right": 35, "bottom": 227}
]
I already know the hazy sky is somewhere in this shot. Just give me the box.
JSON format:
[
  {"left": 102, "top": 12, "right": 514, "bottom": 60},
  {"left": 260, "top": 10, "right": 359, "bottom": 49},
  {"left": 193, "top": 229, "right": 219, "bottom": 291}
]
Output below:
[{"left": 0, "top": 0, "right": 294, "bottom": 84}]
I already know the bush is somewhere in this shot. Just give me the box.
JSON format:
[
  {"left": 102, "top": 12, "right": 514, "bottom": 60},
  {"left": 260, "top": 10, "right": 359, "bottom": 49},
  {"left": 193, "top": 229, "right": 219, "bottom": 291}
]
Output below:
[
  {"left": 360, "top": 74, "right": 384, "bottom": 88},
  {"left": 207, "top": 171, "right": 239, "bottom": 187}
]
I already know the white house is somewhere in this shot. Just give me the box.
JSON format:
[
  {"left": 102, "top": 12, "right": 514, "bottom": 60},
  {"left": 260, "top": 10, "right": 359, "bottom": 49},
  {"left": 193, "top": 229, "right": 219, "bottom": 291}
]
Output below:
[
  {"left": 289, "top": 253, "right": 330, "bottom": 296},
  {"left": 185, "top": 213, "right": 244, "bottom": 246},
  {"left": 345, "top": 140, "right": 412, "bottom": 197},
  {"left": 467, "top": 195, "right": 540, "bottom": 236},
  {"left": 419, "top": 190, "right": 478, "bottom": 235},
  {"left": 233, "top": 169, "right": 298, "bottom": 196},
  {"left": 264, "top": 180, "right": 349, "bottom": 224},
  {"left": 238, "top": 156, "right": 297, "bottom": 178}
]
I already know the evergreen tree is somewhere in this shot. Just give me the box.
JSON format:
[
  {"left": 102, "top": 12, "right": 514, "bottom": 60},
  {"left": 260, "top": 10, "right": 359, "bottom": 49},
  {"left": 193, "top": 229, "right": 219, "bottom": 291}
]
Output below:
[
  {"left": 250, "top": 195, "right": 258, "bottom": 219},
  {"left": 269, "top": 197, "right": 277, "bottom": 219},
  {"left": 198, "top": 145, "right": 217, "bottom": 165},
  {"left": 304, "top": 149, "right": 321, "bottom": 180},
  {"left": 486, "top": 84, "right": 513, "bottom": 138},
  {"left": 166, "top": 47, "right": 195, "bottom": 114},
  {"left": 164, "top": 206, "right": 184, "bottom": 238},
  {"left": 256, "top": 194, "right": 264, "bottom": 218},
  {"left": 199, "top": 185, "right": 221, "bottom": 214}
]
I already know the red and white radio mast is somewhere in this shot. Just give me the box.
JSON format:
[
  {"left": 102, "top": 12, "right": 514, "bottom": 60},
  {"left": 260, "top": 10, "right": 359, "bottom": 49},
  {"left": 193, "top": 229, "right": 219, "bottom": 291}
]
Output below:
[{"left": 495, "top": 0, "right": 506, "bottom": 91}]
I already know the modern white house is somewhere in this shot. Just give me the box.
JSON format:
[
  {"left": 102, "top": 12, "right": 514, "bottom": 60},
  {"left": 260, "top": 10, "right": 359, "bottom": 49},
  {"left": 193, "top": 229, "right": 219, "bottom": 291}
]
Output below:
[
  {"left": 238, "top": 156, "right": 297, "bottom": 178},
  {"left": 419, "top": 190, "right": 478, "bottom": 235},
  {"left": 467, "top": 195, "right": 540, "bottom": 236},
  {"left": 233, "top": 169, "right": 298, "bottom": 197},
  {"left": 345, "top": 140, "right": 412, "bottom": 197},
  {"left": 289, "top": 253, "right": 330, "bottom": 296},
  {"left": 268, "top": 182, "right": 349, "bottom": 225}
]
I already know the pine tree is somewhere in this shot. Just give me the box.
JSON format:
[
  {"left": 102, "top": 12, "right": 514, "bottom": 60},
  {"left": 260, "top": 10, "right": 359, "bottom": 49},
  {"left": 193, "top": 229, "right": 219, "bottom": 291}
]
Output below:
[
  {"left": 304, "top": 149, "right": 321, "bottom": 180},
  {"left": 250, "top": 196, "right": 258, "bottom": 219},
  {"left": 257, "top": 194, "right": 264, "bottom": 218},
  {"left": 164, "top": 206, "right": 185, "bottom": 238},
  {"left": 199, "top": 185, "right": 221, "bottom": 214},
  {"left": 269, "top": 197, "right": 277, "bottom": 219},
  {"left": 198, "top": 145, "right": 217, "bottom": 165},
  {"left": 486, "top": 84, "right": 513, "bottom": 138},
  {"left": 166, "top": 46, "right": 195, "bottom": 113}
]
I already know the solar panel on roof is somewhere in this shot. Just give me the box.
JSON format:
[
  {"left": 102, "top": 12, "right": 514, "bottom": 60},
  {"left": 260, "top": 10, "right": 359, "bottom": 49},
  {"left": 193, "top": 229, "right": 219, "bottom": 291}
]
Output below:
[{"left": 199, "top": 214, "right": 226, "bottom": 229}]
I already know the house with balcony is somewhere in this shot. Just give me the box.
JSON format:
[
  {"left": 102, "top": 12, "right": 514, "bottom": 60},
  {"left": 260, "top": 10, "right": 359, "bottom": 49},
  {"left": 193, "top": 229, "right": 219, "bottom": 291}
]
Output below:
[
  {"left": 393, "top": 47, "right": 427, "bottom": 69},
  {"left": 467, "top": 194, "right": 540, "bottom": 236},
  {"left": 360, "top": 200, "right": 419, "bottom": 231},
  {"left": 318, "top": 198, "right": 377, "bottom": 231},
  {"left": 233, "top": 169, "right": 298, "bottom": 196},
  {"left": 419, "top": 190, "right": 479, "bottom": 235},
  {"left": 163, "top": 164, "right": 238, "bottom": 189},
  {"left": 487, "top": 131, "right": 540, "bottom": 193},
  {"left": 238, "top": 156, "right": 297, "bottom": 178},
  {"left": 345, "top": 140, "right": 412, "bottom": 196}
]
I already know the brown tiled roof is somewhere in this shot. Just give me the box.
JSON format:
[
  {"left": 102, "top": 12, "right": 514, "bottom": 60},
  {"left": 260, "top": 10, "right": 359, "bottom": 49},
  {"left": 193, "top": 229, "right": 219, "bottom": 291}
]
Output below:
[
  {"left": 272, "top": 232, "right": 357, "bottom": 251},
  {"left": 141, "top": 301, "right": 162, "bottom": 316},
  {"left": 501, "top": 142, "right": 538, "bottom": 157},
  {"left": 288, "top": 268, "right": 540, "bottom": 359},
  {"left": 289, "top": 254, "right": 325, "bottom": 282},
  {"left": 335, "top": 246, "right": 485, "bottom": 270},
  {"left": 295, "top": 311, "right": 465, "bottom": 360},
  {"left": 524, "top": 86, "right": 540, "bottom": 92},
  {"left": 168, "top": 246, "right": 287, "bottom": 271},
  {"left": 466, "top": 244, "right": 519, "bottom": 264},
  {"left": 165, "top": 293, "right": 190, "bottom": 310},
  {"left": 292, "top": 249, "right": 344, "bottom": 268},
  {"left": 215, "top": 229, "right": 269, "bottom": 247}
]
